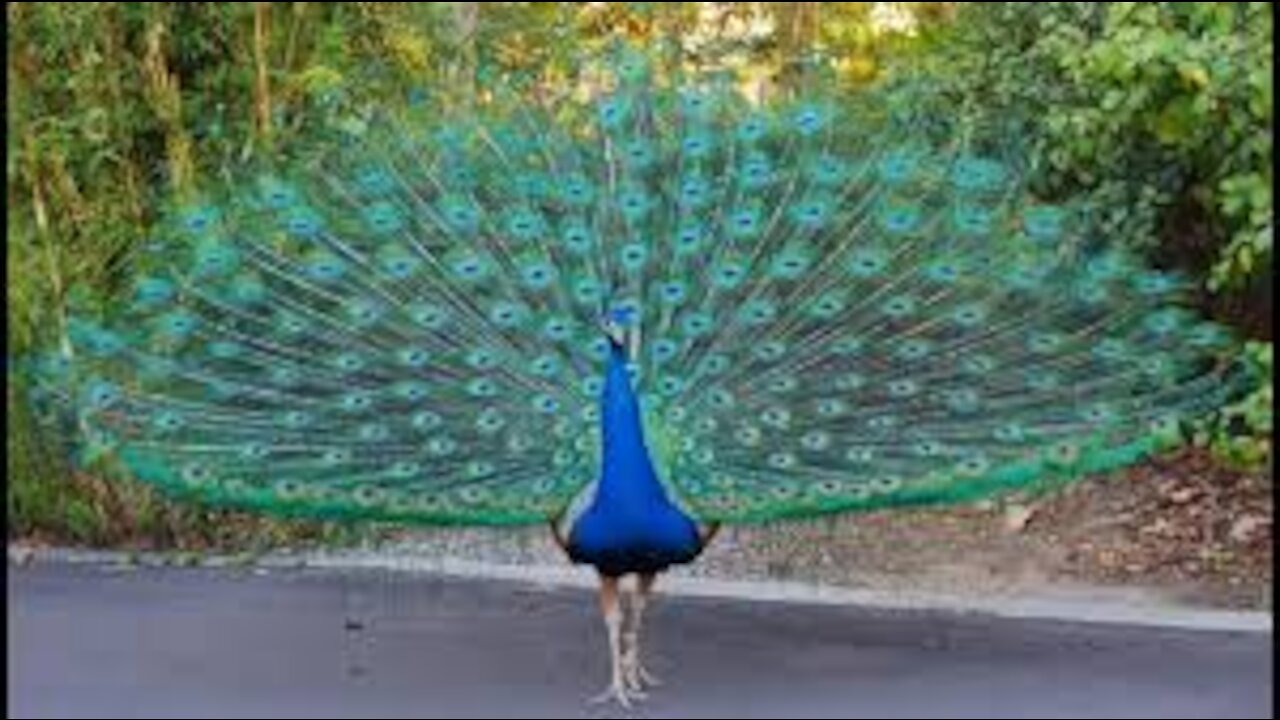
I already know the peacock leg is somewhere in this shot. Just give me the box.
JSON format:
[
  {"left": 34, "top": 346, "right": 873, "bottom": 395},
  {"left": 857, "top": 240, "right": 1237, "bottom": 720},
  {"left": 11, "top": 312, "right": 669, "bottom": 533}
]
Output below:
[
  {"left": 623, "top": 571, "right": 662, "bottom": 692},
  {"left": 590, "top": 574, "right": 643, "bottom": 707}
]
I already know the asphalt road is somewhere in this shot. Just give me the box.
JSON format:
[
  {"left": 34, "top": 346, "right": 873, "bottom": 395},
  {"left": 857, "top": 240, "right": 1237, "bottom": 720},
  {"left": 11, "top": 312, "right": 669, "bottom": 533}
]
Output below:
[{"left": 8, "top": 562, "right": 1272, "bottom": 719}]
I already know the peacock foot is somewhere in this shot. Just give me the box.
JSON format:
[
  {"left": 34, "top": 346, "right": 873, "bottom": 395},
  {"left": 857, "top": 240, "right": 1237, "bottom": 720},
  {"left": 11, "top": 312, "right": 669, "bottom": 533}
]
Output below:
[
  {"left": 590, "top": 679, "right": 647, "bottom": 708},
  {"left": 623, "top": 655, "right": 661, "bottom": 692}
]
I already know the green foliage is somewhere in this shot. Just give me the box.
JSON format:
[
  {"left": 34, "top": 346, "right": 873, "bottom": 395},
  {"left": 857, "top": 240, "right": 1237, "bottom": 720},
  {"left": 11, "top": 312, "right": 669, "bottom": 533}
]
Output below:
[
  {"left": 881, "top": 2, "right": 1272, "bottom": 469},
  {"left": 888, "top": 3, "right": 1272, "bottom": 291},
  {"left": 1197, "top": 342, "right": 1274, "bottom": 469},
  {"left": 5, "top": 1, "right": 464, "bottom": 547}
]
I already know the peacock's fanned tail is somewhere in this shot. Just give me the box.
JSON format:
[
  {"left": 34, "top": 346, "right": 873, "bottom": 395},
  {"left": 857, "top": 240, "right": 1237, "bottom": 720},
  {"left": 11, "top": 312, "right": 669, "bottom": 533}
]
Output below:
[{"left": 28, "top": 49, "right": 1247, "bottom": 526}]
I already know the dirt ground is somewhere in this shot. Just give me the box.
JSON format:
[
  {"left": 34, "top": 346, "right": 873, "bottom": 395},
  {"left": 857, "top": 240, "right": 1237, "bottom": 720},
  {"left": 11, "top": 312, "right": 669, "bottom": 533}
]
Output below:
[{"left": 677, "top": 448, "right": 1274, "bottom": 610}]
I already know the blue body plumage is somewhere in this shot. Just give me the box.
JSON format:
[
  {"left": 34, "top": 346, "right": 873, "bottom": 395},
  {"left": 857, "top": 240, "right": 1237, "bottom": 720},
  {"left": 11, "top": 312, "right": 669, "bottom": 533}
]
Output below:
[{"left": 567, "top": 340, "right": 702, "bottom": 578}]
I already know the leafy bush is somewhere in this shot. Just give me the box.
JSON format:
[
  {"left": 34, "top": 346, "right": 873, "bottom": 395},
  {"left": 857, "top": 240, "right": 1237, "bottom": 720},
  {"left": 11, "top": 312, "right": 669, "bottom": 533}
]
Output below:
[
  {"left": 1197, "top": 341, "right": 1274, "bottom": 469},
  {"left": 6, "top": 2, "right": 456, "bottom": 546},
  {"left": 884, "top": 2, "right": 1272, "bottom": 468}
]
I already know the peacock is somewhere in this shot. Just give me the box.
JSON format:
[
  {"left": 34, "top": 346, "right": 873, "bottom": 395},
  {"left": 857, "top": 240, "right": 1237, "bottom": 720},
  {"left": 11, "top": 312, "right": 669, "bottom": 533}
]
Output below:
[{"left": 26, "top": 46, "right": 1248, "bottom": 707}]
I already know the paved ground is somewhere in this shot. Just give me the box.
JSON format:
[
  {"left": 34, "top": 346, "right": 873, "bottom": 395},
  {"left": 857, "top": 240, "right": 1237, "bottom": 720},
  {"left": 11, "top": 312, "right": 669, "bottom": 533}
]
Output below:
[{"left": 8, "top": 562, "right": 1272, "bottom": 719}]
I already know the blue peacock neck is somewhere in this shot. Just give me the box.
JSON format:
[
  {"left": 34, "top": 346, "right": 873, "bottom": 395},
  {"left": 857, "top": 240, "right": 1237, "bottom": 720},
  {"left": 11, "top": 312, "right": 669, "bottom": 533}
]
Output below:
[{"left": 595, "top": 340, "right": 667, "bottom": 509}]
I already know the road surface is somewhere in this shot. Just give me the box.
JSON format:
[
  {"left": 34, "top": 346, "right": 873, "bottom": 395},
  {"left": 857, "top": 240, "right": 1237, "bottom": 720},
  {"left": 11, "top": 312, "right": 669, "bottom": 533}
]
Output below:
[{"left": 8, "top": 562, "right": 1272, "bottom": 719}]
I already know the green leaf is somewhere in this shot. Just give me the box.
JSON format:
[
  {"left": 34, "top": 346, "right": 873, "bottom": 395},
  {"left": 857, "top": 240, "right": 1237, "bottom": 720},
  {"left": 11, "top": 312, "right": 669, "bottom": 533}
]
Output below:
[
  {"left": 1152, "top": 96, "right": 1199, "bottom": 145},
  {"left": 1178, "top": 63, "right": 1210, "bottom": 89}
]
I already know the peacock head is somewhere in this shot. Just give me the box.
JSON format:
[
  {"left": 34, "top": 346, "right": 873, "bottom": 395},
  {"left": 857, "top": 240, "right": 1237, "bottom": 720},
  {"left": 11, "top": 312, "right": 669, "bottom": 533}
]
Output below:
[
  {"left": 602, "top": 308, "right": 630, "bottom": 347},
  {"left": 601, "top": 305, "right": 642, "bottom": 359}
]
